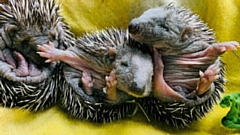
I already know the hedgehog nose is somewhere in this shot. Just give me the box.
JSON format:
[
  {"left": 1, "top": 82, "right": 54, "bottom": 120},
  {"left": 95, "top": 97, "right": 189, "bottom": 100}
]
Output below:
[
  {"left": 128, "top": 23, "right": 139, "bottom": 34},
  {"left": 130, "top": 82, "right": 144, "bottom": 95}
]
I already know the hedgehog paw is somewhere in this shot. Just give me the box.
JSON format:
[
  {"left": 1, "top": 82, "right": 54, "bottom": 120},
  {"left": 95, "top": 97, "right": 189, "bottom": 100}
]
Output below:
[
  {"left": 105, "top": 69, "right": 117, "bottom": 101},
  {"left": 82, "top": 71, "right": 94, "bottom": 95},
  {"left": 196, "top": 63, "right": 219, "bottom": 95},
  {"left": 208, "top": 41, "right": 239, "bottom": 55},
  {"left": 3, "top": 48, "right": 16, "bottom": 68},
  {"left": 37, "top": 41, "right": 60, "bottom": 63},
  {"left": 14, "top": 51, "right": 29, "bottom": 77}
]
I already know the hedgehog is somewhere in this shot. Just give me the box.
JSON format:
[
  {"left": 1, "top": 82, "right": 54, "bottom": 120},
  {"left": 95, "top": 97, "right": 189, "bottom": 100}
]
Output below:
[
  {"left": 0, "top": 0, "right": 74, "bottom": 111},
  {"left": 37, "top": 28, "right": 154, "bottom": 122},
  {"left": 128, "top": 3, "right": 239, "bottom": 128}
]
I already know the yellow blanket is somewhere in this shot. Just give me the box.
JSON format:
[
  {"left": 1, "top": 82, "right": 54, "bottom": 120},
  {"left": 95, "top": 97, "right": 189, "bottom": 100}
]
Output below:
[{"left": 1, "top": 0, "right": 240, "bottom": 134}]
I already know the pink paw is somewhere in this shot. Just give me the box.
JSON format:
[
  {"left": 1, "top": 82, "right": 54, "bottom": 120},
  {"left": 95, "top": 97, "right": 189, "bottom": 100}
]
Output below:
[
  {"left": 105, "top": 69, "right": 117, "bottom": 88},
  {"left": 208, "top": 41, "right": 239, "bottom": 55},
  {"left": 81, "top": 71, "right": 94, "bottom": 95},
  {"left": 37, "top": 41, "right": 59, "bottom": 63},
  {"left": 14, "top": 51, "right": 29, "bottom": 77},
  {"left": 197, "top": 63, "right": 220, "bottom": 95},
  {"left": 105, "top": 69, "right": 117, "bottom": 101}
]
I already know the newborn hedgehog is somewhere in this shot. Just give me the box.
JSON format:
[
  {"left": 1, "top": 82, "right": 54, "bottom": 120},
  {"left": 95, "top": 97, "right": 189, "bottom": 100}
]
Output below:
[
  {"left": 38, "top": 28, "right": 153, "bottom": 122},
  {"left": 128, "top": 3, "right": 239, "bottom": 127},
  {"left": 0, "top": 0, "right": 74, "bottom": 111}
]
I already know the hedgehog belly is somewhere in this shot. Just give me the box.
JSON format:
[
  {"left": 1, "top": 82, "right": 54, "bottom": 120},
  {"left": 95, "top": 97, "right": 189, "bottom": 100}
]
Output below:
[
  {"left": 0, "top": 63, "right": 64, "bottom": 111},
  {"left": 0, "top": 0, "right": 75, "bottom": 111},
  {"left": 60, "top": 65, "right": 137, "bottom": 122},
  {"left": 138, "top": 59, "right": 225, "bottom": 128},
  {"left": 0, "top": 41, "right": 64, "bottom": 111}
]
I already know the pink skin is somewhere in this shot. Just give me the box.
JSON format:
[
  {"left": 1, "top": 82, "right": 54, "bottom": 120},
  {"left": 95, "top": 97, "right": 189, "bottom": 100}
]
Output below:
[
  {"left": 153, "top": 41, "right": 239, "bottom": 102},
  {"left": 37, "top": 42, "right": 89, "bottom": 72},
  {"left": 172, "top": 42, "right": 239, "bottom": 65},
  {"left": 37, "top": 42, "right": 118, "bottom": 100},
  {"left": 105, "top": 69, "right": 117, "bottom": 101},
  {"left": 197, "top": 64, "right": 219, "bottom": 95},
  {"left": 29, "top": 62, "right": 42, "bottom": 77},
  {"left": 14, "top": 51, "right": 29, "bottom": 77},
  {"left": 182, "top": 41, "right": 239, "bottom": 58},
  {"left": 81, "top": 71, "right": 94, "bottom": 95},
  {"left": 153, "top": 48, "right": 185, "bottom": 101},
  {"left": 3, "top": 49, "right": 16, "bottom": 68},
  {"left": 1, "top": 48, "right": 43, "bottom": 77}
]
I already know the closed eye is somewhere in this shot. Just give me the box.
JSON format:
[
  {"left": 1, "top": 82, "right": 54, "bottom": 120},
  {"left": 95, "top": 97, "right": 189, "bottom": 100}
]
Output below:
[
  {"left": 159, "top": 24, "right": 169, "bottom": 31},
  {"left": 120, "top": 61, "right": 128, "bottom": 66}
]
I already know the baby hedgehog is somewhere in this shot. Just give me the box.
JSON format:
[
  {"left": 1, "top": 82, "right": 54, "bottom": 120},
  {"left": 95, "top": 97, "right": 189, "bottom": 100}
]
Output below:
[
  {"left": 38, "top": 28, "right": 153, "bottom": 122},
  {"left": 0, "top": 0, "right": 74, "bottom": 111},
  {"left": 128, "top": 3, "right": 239, "bottom": 128}
]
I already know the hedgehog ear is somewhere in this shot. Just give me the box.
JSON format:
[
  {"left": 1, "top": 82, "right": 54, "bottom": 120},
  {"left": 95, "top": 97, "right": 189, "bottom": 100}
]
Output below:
[
  {"left": 180, "top": 26, "right": 193, "bottom": 42},
  {"left": 108, "top": 47, "right": 117, "bottom": 60},
  {"left": 6, "top": 24, "right": 18, "bottom": 34}
]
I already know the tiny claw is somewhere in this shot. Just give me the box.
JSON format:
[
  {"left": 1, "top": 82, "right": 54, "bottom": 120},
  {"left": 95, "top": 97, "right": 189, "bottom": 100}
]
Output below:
[
  {"left": 105, "top": 76, "right": 109, "bottom": 81},
  {"left": 199, "top": 70, "right": 204, "bottom": 77},
  {"left": 48, "top": 41, "right": 54, "bottom": 47},
  {"left": 45, "top": 59, "right": 51, "bottom": 63}
]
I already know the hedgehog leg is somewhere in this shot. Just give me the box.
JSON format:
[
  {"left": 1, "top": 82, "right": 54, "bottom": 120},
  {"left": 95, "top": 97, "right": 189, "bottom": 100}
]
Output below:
[
  {"left": 152, "top": 48, "right": 185, "bottom": 102},
  {"left": 206, "top": 41, "right": 239, "bottom": 56},
  {"left": 105, "top": 69, "right": 117, "bottom": 101},
  {"left": 14, "top": 51, "right": 29, "bottom": 77},
  {"left": 29, "top": 61, "right": 42, "bottom": 77},
  {"left": 182, "top": 41, "right": 239, "bottom": 59},
  {"left": 196, "top": 62, "right": 220, "bottom": 95},
  {"left": 37, "top": 42, "right": 62, "bottom": 63},
  {"left": 2, "top": 48, "right": 16, "bottom": 68},
  {"left": 81, "top": 71, "right": 94, "bottom": 95},
  {"left": 38, "top": 42, "right": 89, "bottom": 71}
]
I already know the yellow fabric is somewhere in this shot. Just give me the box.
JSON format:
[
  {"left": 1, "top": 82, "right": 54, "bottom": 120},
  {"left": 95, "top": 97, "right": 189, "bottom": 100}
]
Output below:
[{"left": 1, "top": 0, "right": 240, "bottom": 134}]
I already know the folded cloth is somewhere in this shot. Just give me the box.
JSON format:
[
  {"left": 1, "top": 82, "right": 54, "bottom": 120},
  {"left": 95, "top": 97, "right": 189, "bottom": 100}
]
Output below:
[{"left": 0, "top": 0, "right": 240, "bottom": 134}]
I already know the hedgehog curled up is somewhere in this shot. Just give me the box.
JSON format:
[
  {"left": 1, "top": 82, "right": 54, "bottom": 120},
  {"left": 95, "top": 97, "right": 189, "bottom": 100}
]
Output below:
[
  {"left": 38, "top": 29, "right": 154, "bottom": 122},
  {"left": 0, "top": 0, "right": 74, "bottom": 111},
  {"left": 128, "top": 3, "right": 239, "bottom": 127}
]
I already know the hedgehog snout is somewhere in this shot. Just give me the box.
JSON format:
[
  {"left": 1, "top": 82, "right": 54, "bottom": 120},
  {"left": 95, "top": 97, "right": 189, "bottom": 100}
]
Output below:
[
  {"left": 128, "top": 20, "right": 140, "bottom": 34},
  {"left": 130, "top": 82, "right": 145, "bottom": 95}
]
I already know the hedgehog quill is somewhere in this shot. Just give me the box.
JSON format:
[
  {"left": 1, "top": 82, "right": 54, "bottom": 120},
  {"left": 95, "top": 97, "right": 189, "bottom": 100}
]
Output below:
[
  {"left": 129, "top": 3, "right": 239, "bottom": 128},
  {"left": 38, "top": 28, "right": 154, "bottom": 122},
  {"left": 0, "top": 0, "right": 74, "bottom": 111}
]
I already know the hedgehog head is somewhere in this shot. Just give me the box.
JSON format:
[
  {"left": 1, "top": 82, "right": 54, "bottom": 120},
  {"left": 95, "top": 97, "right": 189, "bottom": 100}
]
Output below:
[
  {"left": 114, "top": 37, "right": 153, "bottom": 98},
  {"left": 128, "top": 3, "right": 214, "bottom": 53}
]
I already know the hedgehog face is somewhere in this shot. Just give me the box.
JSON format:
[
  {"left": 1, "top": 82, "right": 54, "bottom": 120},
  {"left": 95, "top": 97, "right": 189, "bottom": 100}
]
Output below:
[
  {"left": 128, "top": 4, "right": 194, "bottom": 52},
  {"left": 3, "top": 24, "right": 60, "bottom": 65},
  {"left": 115, "top": 45, "right": 153, "bottom": 98}
]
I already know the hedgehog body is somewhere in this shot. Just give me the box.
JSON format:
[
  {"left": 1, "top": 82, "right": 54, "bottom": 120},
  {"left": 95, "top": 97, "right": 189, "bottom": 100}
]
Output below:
[
  {"left": 58, "top": 28, "right": 153, "bottom": 122},
  {"left": 127, "top": 3, "right": 238, "bottom": 128},
  {"left": 0, "top": 0, "right": 74, "bottom": 111}
]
